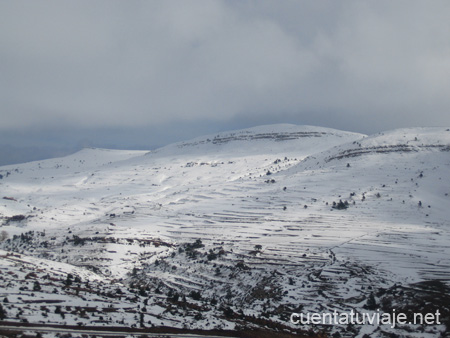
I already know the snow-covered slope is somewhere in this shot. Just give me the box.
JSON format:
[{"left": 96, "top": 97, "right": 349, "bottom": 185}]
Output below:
[
  {"left": 152, "top": 124, "right": 364, "bottom": 156},
  {"left": 0, "top": 124, "right": 449, "bottom": 337}
]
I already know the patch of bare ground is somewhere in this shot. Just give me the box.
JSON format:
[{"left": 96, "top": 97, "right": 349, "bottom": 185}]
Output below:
[
  {"left": 325, "top": 144, "right": 450, "bottom": 162},
  {"left": 377, "top": 280, "right": 450, "bottom": 330}
]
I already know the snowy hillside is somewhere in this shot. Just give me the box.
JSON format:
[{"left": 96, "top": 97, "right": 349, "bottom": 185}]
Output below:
[{"left": 0, "top": 124, "right": 449, "bottom": 338}]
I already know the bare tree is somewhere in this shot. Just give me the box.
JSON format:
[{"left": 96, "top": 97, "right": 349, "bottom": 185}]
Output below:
[{"left": 0, "top": 230, "right": 8, "bottom": 242}]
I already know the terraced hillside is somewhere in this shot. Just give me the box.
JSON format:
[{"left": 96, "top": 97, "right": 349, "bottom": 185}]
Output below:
[{"left": 0, "top": 125, "right": 449, "bottom": 337}]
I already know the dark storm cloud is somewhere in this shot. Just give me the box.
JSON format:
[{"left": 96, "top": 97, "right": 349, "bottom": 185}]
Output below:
[{"left": 1, "top": 0, "right": 450, "bottom": 164}]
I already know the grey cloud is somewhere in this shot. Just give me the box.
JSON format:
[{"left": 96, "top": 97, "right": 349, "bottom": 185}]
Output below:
[{"left": 1, "top": 0, "right": 449, "bottom": 140}]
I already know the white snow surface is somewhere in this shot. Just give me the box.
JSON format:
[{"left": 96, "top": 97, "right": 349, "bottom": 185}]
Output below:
[{"left": 1, "top": 124, "right": 449, "bottom": 337}]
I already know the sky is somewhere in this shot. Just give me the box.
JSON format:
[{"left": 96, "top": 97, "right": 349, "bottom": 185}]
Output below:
[{"left": 1, "top": 0, "right": 450, "bottom": 165}]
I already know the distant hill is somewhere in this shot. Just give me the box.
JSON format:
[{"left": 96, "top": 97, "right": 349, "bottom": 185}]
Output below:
[{"left": 0, "top": 124, "right": 449, "bottom": 337}]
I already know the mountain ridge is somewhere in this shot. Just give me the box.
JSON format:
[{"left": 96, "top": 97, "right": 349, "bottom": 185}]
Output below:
[{"left": 0, "top": 124, "right": 449, "bottom": 337}]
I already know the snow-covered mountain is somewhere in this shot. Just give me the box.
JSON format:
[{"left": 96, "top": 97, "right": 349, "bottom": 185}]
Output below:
[{"left": 0, "top": 124, "right": 449, "bottom": 337}]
